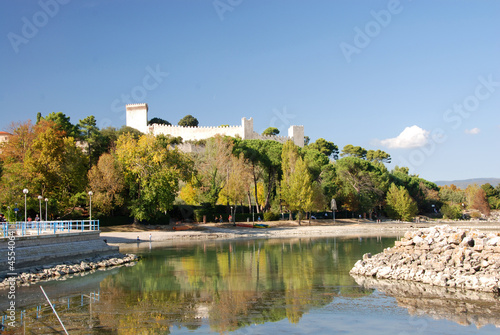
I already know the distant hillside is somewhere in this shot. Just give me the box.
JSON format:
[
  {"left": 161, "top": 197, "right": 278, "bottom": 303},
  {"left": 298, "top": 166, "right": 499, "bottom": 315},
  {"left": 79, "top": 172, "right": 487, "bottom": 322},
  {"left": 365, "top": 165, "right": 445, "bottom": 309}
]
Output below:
[{"left": 434, "top": 178, "right": 500, "bottom": 188}]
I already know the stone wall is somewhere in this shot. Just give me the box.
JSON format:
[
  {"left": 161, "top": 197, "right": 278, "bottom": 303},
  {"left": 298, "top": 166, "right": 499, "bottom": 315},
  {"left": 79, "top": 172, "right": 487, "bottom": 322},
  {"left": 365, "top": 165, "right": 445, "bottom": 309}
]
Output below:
[
  {"left": 0, "top": 231, "right": 119, "bottom": 279},
  {"left": 350, "top": 225, "right": 500, "bottom": 293},
  {"left": 125, "top": 103, "right": 305, "bottom": 147}
]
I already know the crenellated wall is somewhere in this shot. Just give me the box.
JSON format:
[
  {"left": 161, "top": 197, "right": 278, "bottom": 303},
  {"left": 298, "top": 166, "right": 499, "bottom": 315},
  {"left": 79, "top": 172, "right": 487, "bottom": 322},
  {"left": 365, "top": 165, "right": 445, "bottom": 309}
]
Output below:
[{"left": 125, "top": 104, "right": 304, "bottom": 147}]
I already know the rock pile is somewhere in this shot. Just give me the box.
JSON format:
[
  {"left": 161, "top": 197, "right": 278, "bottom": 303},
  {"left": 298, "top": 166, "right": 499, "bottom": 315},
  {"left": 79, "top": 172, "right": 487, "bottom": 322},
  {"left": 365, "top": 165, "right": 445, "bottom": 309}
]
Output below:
[
  {"left": 0, "top": 253, "right": 137, "bottom": 288},
  {"left": 350, "top": 225, "right": 500, "bottom": 293}
]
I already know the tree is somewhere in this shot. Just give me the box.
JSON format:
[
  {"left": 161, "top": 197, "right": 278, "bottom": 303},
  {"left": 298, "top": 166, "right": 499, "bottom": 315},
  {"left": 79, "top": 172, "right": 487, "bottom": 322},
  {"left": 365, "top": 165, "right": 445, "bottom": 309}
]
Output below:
[
  {"left": 340, "top": 144, "right": 367, "bottom": 159},
  {"left": 280, "top": 141, "right": 314, "bottom": 225},
  {"left": 41, "top": 112, "right": 79, "bottom": 138},
  {"left": 281, "top": 155, "right": 313, "bottom": 225},
  {"left": 148, "top": 117, "right": 171, "bottom": 126},
  {"left": 262, "top": 127, "right": 280, "bottom": 136},
  {"left": 385, "top": 183, "right": 418, "bottom": 221},
  {"left": 334, "top": 156, "right": 389, "bottom": 218},
  {"left": 78, "top": 115, "right": 100, "bottom": 168},
  {"left": 178, "top": 115, "right": 199, "bottom": 127},
  {"left": 116, "top": 133, "right": 192, "bottom": 222},
  {"left": 88, "top": 153, "right": 125, "bottom": 215},
  {"left": 471, "top": 188, "right": 491, "bottom": 216},
  {"left": 308, "top": 138, "right": 339, "bottom": 160},
  {"left": 366, "top": 149, "right": 391, "bottom": 164},
  {"left": 190, "top": 135, "right": 234, "bottom": 207}
]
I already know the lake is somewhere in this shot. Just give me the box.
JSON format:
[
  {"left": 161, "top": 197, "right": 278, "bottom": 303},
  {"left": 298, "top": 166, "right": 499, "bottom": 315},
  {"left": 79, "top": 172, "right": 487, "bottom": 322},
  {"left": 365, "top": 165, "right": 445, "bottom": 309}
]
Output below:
[{"left": 3, "top": 236, "right": 500, "bottom": 334}]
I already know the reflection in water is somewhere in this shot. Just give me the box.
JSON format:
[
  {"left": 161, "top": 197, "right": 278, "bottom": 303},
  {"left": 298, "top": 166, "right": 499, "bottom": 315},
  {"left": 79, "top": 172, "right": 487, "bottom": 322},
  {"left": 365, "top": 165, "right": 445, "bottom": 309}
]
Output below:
[
  {"left": 353, "top": 275, "right": 500, "bottom": 329},
  {"left": 4, "top": 237, "right": 388, "bottom": 334}
]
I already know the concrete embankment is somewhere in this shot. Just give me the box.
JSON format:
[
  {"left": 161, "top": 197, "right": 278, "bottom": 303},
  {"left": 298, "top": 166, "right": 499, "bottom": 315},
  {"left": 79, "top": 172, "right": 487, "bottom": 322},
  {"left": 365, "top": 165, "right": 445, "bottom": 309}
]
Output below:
[{"left": 350, "top": 225, "right": 500, "bottom": 293}]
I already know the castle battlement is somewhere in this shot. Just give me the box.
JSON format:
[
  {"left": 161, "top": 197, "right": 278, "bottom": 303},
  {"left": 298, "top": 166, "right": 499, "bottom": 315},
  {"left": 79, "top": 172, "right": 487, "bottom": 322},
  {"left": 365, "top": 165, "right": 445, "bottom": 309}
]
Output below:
[{"left": 126, "top": 104, "right": 304, "bottom": 147}]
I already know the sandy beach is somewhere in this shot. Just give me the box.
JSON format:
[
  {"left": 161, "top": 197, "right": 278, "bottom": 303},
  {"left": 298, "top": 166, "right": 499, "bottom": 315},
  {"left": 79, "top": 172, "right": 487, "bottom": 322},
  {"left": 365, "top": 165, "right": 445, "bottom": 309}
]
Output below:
[{"left": 100, "top": 219, "right": 500, "bottom": 245}]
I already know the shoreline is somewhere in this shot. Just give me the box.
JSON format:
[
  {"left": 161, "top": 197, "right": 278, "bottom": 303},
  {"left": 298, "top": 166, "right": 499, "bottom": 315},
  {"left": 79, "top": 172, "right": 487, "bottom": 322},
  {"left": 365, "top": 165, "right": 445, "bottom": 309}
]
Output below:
[{"left": 100, "top": 220, "right": 500, "bottom": 245}]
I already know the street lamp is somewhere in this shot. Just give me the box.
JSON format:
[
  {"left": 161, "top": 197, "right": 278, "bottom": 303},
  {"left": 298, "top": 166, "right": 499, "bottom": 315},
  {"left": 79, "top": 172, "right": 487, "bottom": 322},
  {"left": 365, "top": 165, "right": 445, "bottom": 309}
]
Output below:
[
  {"left": 23, "top": 188, "right": 29, "bottom": 222},
  {"left": 38, "top": 195, "right": 43, "bottom": 221},
  {"left": 88, "top": 191, "right": 93, "bottom": 220},
  {"left": 45, "top": 198, "right": 49, "bottom": 221}
]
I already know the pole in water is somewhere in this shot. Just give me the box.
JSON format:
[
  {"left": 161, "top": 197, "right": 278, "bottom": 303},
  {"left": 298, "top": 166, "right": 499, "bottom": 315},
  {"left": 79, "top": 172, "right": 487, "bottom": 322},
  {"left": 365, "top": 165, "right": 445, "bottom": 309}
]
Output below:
[{"left": 39, "top": 286, "right": 69, "bottom": 335}]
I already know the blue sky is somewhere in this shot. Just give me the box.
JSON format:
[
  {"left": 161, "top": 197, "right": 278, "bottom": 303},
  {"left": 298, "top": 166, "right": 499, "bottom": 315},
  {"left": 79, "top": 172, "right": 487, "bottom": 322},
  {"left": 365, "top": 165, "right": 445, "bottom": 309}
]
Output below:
[{"left": 1, "top": 0, "right": 499, "bottom": 182}]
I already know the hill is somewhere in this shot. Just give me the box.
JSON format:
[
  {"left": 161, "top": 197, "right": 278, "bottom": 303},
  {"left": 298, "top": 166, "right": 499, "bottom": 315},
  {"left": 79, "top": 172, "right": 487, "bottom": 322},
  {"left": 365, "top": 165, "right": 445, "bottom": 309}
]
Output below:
[{"left": 434, "top": 178, "right": 500, "bottom": 189}]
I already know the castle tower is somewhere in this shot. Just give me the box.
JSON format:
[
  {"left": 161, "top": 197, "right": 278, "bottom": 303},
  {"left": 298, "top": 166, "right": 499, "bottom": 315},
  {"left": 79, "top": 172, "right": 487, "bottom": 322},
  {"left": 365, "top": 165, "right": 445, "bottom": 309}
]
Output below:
[
  {"left": 126, "top": 103, "right": 148, "bottom": 133},
  {"left": 288, "top": 125, "right": 304, "bottom": 147},
  {"left": 241, "top": 117, "right": 254, "bottom": 140}
]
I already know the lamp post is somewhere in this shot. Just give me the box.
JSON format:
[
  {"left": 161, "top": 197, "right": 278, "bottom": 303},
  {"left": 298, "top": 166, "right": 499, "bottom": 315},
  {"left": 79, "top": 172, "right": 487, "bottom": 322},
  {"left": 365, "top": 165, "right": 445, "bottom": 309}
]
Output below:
[
  {"left": 45, "top": 198, "right": 49, "bottom": 221},
  {"left": 38, "top": 195, "right": 43, "bottom": 220},
  {"left": 14, "top": 203, "right": 18, "bottom": 222},
  {"left": 23, "top": 188, "right": 29, "bottom": 222},
  {"left": 88, "top": 191, "right": 93, "bottom": 221}
]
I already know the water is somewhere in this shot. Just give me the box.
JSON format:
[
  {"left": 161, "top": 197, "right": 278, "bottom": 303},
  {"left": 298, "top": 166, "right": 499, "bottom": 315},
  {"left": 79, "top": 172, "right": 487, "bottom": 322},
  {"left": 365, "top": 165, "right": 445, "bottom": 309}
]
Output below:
[{"left": 2, "top": 237, "right": 500, "bottom": 334}]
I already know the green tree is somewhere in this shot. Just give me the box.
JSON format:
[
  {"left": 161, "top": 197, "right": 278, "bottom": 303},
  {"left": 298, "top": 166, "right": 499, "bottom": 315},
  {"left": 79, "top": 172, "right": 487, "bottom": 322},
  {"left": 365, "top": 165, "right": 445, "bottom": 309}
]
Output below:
[
  {"left": 340, "top": 144, "right": 367, "bottom": 159},
  {"left": 148, "top": 117, "right": 171, "bottom": 126},
  {"left": 308, "top": 138, "right": 339, "bottom": 160},
  {"left": 178, "top": 115, "right": 199, "bottom": 127},
  {"left": 262, "top": 127, "right": 280, "bottom": 136},
  {"left": 385, "top": 183, "right": 418, "bottom": 221},
  {"left": 366, "top": 149, "right": 391, "bottom": 164},
  {"left": 334, "top": 157, "right": 388, "bottom": 218},
  {"left": 78, "top": 115, "right": 100, "bottom": 168}
]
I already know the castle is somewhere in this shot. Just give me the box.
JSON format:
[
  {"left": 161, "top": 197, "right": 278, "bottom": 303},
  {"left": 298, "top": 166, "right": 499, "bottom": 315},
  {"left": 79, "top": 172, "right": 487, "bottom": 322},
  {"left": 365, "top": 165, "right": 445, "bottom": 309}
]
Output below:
[{"left": 125, "top": 103, "right": 304, "bottom": 147}]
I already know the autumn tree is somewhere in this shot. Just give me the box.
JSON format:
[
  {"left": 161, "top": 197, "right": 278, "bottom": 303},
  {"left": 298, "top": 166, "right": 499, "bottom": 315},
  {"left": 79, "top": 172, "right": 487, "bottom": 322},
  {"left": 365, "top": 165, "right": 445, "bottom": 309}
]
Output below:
[
  {"left": 280, "top": 141, "right": 314, "bottom": 225},
  {"left": 88, "top": 153, "right": 125, "bottom": 216},
  {"left": 116, "top": 133, "right": 192, "bottom": 222},
  {"left": 40, "top": 112, "right": 79, "bottom": 138},
  {"left": 190, "top": 135, "right": 234, "bottom": 207},
  {"left": 471, "top": 188, "right": 491, "bottom": 216},
  {"left": 385, "top": 183, "right": 418, "bottom": 221}
]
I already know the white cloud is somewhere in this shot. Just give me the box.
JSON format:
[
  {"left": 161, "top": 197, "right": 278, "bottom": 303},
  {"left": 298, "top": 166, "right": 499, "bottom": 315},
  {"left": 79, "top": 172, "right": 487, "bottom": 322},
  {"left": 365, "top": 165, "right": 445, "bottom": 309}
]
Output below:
[
  {"left": 379, "top": 125, "right": 430, "bottom": 149},
  {"left": 465, "top": 128, "right": 480, "bottom": 135}
]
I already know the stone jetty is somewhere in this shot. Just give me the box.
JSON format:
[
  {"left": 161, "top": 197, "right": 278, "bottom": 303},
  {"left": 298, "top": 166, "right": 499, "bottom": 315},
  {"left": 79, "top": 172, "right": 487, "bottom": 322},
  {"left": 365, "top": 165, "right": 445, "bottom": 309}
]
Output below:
[
  {"left": 350, "top": 225, "right": 500, "bottom": 293},
  {"left": 0, "top": 253, "right": 137, "bottom": 289}
]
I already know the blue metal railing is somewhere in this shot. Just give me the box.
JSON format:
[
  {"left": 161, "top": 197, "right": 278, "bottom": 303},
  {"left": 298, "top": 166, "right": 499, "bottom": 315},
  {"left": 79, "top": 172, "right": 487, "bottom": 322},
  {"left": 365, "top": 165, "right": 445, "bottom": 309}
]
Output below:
[{"left": 1, "top": 220, "right": 100, "bottom": 237}]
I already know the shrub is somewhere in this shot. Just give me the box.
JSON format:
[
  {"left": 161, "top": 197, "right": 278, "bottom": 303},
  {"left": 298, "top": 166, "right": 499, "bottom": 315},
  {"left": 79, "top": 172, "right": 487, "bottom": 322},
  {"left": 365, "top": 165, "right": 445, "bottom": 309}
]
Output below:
[
  {"left": 263, "top": 212, "right": 280, "bottom": 221},
  {"left": 470, "top": 211, "right": 482, "bottom": 219},
  {"left": 440, "top": 204, "right": 462, "bottom": 220}
]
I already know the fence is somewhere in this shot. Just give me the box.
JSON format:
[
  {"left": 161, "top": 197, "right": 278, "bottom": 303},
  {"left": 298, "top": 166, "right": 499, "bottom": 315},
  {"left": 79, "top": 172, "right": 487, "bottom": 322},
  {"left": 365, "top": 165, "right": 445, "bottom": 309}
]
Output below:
[{"left": 1, "top": 220, "right": 100, "bottom": 237}]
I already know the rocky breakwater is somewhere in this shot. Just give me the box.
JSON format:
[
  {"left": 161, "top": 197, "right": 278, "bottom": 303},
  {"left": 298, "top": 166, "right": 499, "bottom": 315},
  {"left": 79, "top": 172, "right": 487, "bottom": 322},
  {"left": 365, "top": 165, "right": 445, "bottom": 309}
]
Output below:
[
  {"left": 350, "top": 225, "right": 500, "bottom": 293},
  {"left": 0, "top": 253, "right": 137, "bottom": 289}
]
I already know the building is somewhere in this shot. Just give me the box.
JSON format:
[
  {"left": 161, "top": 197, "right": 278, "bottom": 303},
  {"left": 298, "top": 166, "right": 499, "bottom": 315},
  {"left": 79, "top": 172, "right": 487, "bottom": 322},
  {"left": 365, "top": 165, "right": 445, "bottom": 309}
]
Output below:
[{"left": 125, "top": 103, "right": 304, "bottom": 147}]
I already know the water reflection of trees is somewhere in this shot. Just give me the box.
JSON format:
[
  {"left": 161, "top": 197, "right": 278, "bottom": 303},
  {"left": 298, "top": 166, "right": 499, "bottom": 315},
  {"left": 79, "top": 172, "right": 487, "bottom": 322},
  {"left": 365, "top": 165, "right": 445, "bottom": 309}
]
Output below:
[{"left": 91, "top": 237, "right": 388, "bottom": 333}]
